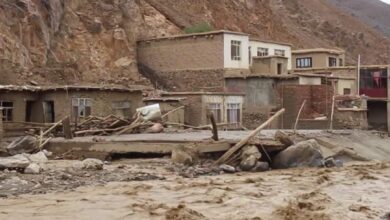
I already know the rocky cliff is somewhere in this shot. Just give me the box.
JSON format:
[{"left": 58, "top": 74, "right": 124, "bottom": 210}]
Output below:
[{"left": 0, "top": 0, "right": 389, "bottom": 86}]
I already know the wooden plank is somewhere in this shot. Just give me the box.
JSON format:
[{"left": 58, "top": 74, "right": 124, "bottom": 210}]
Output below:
[
  {"left": 215, "top": 108, "right": 285, "bottom": 165},
  {"left": 89, "top": 141, "right": 232, "bottom": 154}
]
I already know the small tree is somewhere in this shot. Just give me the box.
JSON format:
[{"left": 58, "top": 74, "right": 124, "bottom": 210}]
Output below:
[{"left": 184, "top": 22, "right": 214, "bottom": 34}]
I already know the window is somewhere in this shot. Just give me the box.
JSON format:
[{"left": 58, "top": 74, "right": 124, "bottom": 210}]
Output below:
[
  {"left": 72, "top": 98, "right": 92, "bottom": 118},
  {"left": 231, "top": 40, "right": 241, "bottom": 60},
  {"left": 339, "top": 58, "right": 343, "bottom": 66},
  {"left": 112, "top": 101, "right": 131, "bottom": 118},
  {"left": 257, "top": 47, "right": 268, "bottom": 56},
  {"left": 296, "top": 57, "right": 312, "bottom": 68},
  {"left": 329, "top": 57, "right": 337, "bottom": 67},
  {"left": 227, "top": 103, "right": 241, "bottom": 124},
  {"left": 274, "top": 49, "right": 285, "bottom": 56},
  {"left": 343, "top": 88, "right": 351, "bottom": 95},
  {"left": 0, "top": 101, "right": 13, "bottom": 121},
  {"left": 207, "top": 103, "right": 222, "bottom": 123},
  {"left": 277, "top": 63, "right": 283, "bottom": 75}
]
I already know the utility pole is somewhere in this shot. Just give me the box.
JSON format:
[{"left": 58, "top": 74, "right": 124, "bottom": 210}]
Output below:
[{"left": 357, "top": 54, "right": 361, "bottom": 95}]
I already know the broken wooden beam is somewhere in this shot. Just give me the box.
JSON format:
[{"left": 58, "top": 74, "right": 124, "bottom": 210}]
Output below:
[
  {"left": 215, "top": 108, "right": 285, "bottom": 165},
  {"left": 208, "top": 112, "right": 219, "bottom": 141}
]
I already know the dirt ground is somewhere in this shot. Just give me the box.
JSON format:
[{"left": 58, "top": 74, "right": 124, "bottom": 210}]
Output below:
[{"left": 0, "top": 158, "right": 389, "bottom": 220}]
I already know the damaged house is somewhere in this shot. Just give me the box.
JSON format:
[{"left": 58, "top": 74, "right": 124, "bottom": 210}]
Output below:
[{"left": 0, "top": 85, "right": 144, "bottom": 136}]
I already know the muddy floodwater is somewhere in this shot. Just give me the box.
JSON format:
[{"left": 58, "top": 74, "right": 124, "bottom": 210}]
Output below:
[{"left": 0, "top": 159, "right": 389, "bottom": 220}]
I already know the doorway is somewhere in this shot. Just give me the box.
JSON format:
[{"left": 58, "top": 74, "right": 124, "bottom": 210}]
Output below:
[
  {"left": 367, "top": 101, "right": 387, "bottom": 131},
  {"left": 43, "top": 101, "right": 55, "bottom": 123}
]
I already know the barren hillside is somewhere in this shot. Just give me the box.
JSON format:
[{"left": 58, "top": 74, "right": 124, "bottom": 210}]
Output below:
[
  {"left": 0, "top": 0, "right": 389, "bottom": 86},
  {"left": 326, "top": 0, "right": 390, "bottom": 37}
]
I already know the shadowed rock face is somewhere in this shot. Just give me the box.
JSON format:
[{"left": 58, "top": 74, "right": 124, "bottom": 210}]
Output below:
[{"left": 0, "top": 0, "right": 389, "bottom": 87}]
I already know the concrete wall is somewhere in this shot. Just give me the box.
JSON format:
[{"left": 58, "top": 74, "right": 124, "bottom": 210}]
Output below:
[
  {"left": 292, "top": 52, "right": 345, "bottom": 69},
  {"left": 299, "top": 76, "right": 322, "bottom": 85},
  {"left": 225, "top": 77, "right": 298, "bottom": 129},
  {"left": 336, "top": 79, "right": 356, "bottom": 95},
  {"left": 249, "top": 41, "right": 292, "bottom": 70},
  {"left": 251, "top": 56, "right": 288, "bottom": 75},
  {"left": 137, "top": 34, "right": 225, "bottom": 72},
  {"left": 224, "top": 33, "right": 250, "bottom": 69}
]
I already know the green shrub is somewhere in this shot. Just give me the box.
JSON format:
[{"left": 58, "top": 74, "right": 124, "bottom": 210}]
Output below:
[{"left": 184, "top": 22, "right": 214, "bottom": 34}]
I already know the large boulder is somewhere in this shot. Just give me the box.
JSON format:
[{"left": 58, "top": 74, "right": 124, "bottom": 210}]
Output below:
[
  {"left": 28, "top": 151, "right": 48, "bottom": 163},
  {"left": 0, "top": 154, "right": 30, "bottom": 169},
  {"left": 6, "top": 136, "right": 38, "bottom": 155},
  {"left": 271, "top": 139, "right": 324, "bottom": 169},
  {"left": 171, "top": 146, "right": 199, "bottom": 166},
  {"left": 239, "top": 145, "right": 262, "bottom": 171}
]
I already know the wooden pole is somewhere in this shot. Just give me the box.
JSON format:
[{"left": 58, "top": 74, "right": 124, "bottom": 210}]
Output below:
[
  {"left": 62, "top": 116, "right": 73, "bottom": 139},
  {"left": 208, "top": 112, "right": 219, "bottom": 141},
  {"left": 215, "top": 108, "right": 285, "bottom": 165},
  {"left": 161, "top": 106, "right": 185, "bottom": 119},
  {"left": 294, "top": 99, "right": 306, "bottom": 133},
  {"left": 329, "top": 95, "right": 336, "bottom": 131},
  {"left": 42, "top": 118, "right": 64, "bottom": 137}
]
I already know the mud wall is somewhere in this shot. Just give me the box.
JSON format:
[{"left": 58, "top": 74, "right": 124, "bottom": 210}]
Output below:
[{"left": 137, "top": 34, "right": 224, "bottom": 72}]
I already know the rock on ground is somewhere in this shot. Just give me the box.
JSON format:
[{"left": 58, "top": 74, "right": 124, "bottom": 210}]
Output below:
[
  {"left": 239, "top": 145, "right": 262, "bottom": 171},
  {"left": 171, "top": 146, "right": 199, "bottom": 166},
  {"left": 6, "top": 136, "right": 37, "bottom": 155},
  {"left": 0, "top": 155, "right": 30, "bottom": 169},
  {"left": 81, "top": 158, "right": 104, "bottom": 170},
  {"left": 28, "top": 151, "right": 48, "bottom": 163},
  {"left": 24, "top": 163, "right": 41, "bottom": 174},
  {"left": 271, "top": 139, "right": 324, "bottom": 169},
  {"left": 145, "top": 123, "right": 164, "bottom": 133}
]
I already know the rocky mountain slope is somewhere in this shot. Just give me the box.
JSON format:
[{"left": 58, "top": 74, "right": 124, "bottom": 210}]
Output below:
[
  {"left": 0, "top": 0, "right": 389, "bottom": 86},
  {"left": 326, "top": 0, "right": 390, "bottom": 37}
]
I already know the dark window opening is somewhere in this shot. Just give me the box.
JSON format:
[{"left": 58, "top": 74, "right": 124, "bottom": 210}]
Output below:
[
  {"left": 343, "top": 88, "right": 351, "bottom": 95},
  {"left": 296, "top": 57, "right": 312, "bottom": 68},
  {"left": 207, "top": 103, "right": 222, "bottom": 123},
  {"left": 25, "top": 101, "right": 35, "bottom": 122},
  {"left": 0, "top": 101, "right": 13, "bottom": 121},
  {"left": 43, "top": 101, "right": 55, "bottom": 123},
  {"left": 339, "top": 58, "right": 343, "bottom": 66},
  {"left": 231, "top": 40, "right": 241, "bottom": 61},
  {"left": 359, "top": 68, "right": 388, "bottom": 98},
  {"left": 277, "top": 63, "right": 282, "bottom": 75},
  {"left": 329, "top": 57, "right": 337, "bottom": 67}
]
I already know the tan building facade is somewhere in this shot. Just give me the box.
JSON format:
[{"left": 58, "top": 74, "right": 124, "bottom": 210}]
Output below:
[
  {"left": 251, "top": 56, "right": 289, "bottom": 76},
  {"left": 292, "top": 48, "right": 346, "bottom": 70}
]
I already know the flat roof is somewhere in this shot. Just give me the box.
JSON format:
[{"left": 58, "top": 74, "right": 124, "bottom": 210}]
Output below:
[
  {"left": 293, "top": 73, "right": 355, "bottom": 80},
  {"left": 252, "top": 55, "right": 288, "bottom": 59},
  {"left": 225, "top": 74, "right": 298, "bottom": 80},
  {"left": 292, "top": 48, "right": 345, "bottom": 55},
  {"left": 249, "top": 37, "right": 293, "bottom": 47},
  {"left": 161, "top": 91, "right": 245, "bottom": 96},
  {"left": 0, "top": 85, "right": 146, "bottom": 92},
  {"left": 143, "top": 97, "right": 187, "bottom": 102},
  {"left": 137, "top": 30, "right": 248, "bottom": 43}
]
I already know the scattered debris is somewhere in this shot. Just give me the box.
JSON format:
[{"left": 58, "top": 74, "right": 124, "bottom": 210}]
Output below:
[
  {"left": 6, "top": 136, "right": 38, "bottom": 155},
  {"left": 275, "top": 130, "right": 294, "bottom": 147},
  {"left": 239, "top": 145, "right": 262, "bottom": 171}
]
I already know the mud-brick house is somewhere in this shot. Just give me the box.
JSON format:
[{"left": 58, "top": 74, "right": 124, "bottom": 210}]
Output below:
[
  {"left": 143, "top": 97, "right": 186, "bottom": 125},
  {"left": 0, "top": 85, "right": 144, "bottom": 136},
  {"left": 292, "top": 48, "right": 345, "bottom": 70},
  {"left": 137, "top": 30, "right": 293, "bottom": 91},
  {"left": 160, "top": 92, "right": 244, "bottom": 128}
]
